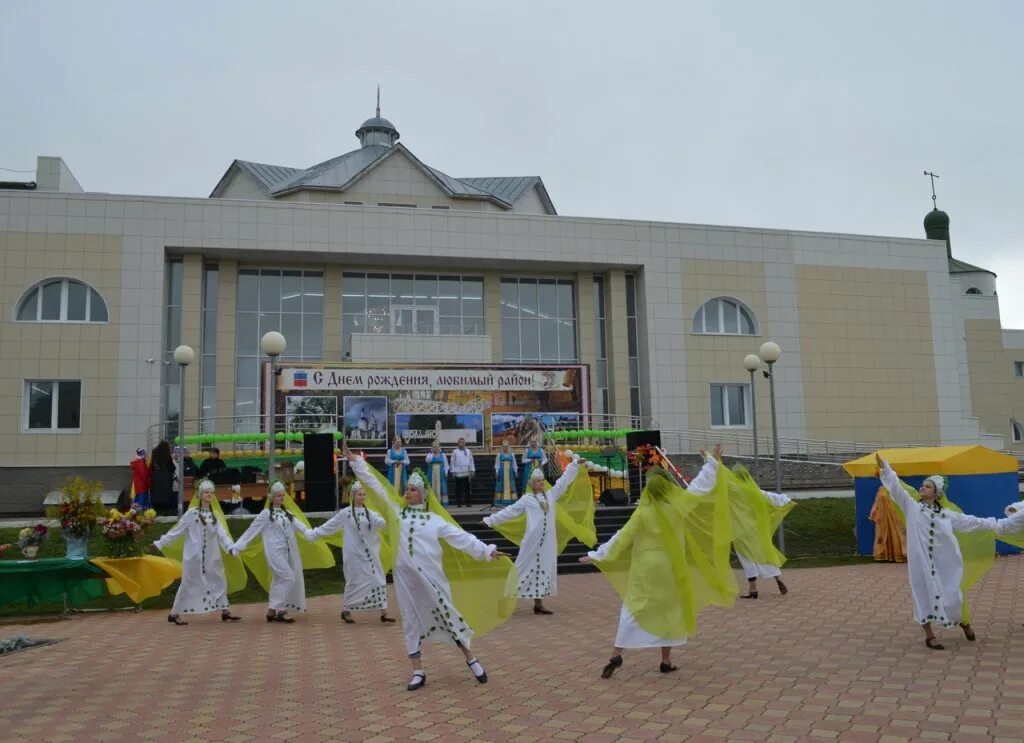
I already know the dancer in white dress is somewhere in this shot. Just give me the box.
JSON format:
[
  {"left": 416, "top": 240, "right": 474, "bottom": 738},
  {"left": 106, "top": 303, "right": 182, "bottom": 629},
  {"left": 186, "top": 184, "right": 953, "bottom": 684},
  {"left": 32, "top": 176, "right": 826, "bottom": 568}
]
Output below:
[
  {"left": 483, "top": 456, "right": 581, "bottom": 615},
  {"left": 344, "top": 443, "right": 510, "bottom": 691},
  {"left": 580, "top": 446, "right": 735, "bottom": 678},
  {"left": 876, "top": 454, "right": 1022, "bottom": 648},
  {"left": 307, "top": 479, "right": 395, "bottom": 625},
  {"left": 232, "top": 481, "right": 315, "bottom": 623},
  {"left": 151, "top": 479, "right": 242, "bottom": 625}
]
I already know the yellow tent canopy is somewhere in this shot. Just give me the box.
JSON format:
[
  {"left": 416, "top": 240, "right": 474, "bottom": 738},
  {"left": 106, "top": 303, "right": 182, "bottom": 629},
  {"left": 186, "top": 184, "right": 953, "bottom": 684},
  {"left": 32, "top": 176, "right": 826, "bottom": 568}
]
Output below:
[{"left": 843, "top": 445, "right": 1017, "bottom": 478}]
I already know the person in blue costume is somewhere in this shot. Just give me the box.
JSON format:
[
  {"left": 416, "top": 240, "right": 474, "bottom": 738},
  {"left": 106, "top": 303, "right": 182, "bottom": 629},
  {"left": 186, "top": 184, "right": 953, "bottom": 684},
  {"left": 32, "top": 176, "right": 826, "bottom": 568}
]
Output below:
[
  {"left": 386, "top": 436, "right": 411, "bottom": 492},
  {"left": 494, "top": 441, "right": 519, "bottom": 506},
  {"left": 425, "top": 441, "right": 450, "bottom": 506},
  {"left": 521, "top": 436, "right": 547, "bottom": 493}
]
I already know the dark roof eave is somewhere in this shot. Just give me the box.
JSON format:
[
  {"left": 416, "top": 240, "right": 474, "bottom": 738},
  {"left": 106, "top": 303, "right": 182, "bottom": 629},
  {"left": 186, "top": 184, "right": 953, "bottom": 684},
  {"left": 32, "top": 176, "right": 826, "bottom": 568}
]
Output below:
[{"left": 0, "top": 181, "right": 37, "bottom": 190}]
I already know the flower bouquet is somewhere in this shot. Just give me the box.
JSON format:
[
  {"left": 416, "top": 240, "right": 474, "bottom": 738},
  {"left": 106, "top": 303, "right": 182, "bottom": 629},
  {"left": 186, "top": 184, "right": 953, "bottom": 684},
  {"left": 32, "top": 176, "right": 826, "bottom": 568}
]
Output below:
[
  {"left": 100, "top": 508, "right": 158, "bottom": 558},
  {"left": 17, "top": 524, "right": 48, "bottom": 559},
  {"left": 46, "top": 476, "right": 105, "bottom": 538}
]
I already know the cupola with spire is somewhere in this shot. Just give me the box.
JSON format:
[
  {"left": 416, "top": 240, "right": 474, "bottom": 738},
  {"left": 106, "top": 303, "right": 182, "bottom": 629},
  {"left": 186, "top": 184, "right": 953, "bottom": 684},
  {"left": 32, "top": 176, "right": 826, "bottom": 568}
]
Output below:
[{"left": 355, "top": 86, "right": 400, "bottom": 148}]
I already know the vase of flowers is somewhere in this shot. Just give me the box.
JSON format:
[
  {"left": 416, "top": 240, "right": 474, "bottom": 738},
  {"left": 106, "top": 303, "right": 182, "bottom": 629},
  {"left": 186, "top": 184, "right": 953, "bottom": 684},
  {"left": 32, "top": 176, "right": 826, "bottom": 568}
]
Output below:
[
  {"left": 46, "top": 476, "right": 105, "bottom": 560},
  {"left": 100, "top": 508, "right": 157, "bottom": 558},
  {"left": 17, "top": 524, "right": 48, "bottom": 560}
]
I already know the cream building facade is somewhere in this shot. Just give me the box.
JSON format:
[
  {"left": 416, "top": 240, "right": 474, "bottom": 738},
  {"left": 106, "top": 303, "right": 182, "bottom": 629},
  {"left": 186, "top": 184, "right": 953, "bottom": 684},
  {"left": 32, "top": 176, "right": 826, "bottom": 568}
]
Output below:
[{"left": 1, "top": 114, "right": 1022, "bottom": 512}]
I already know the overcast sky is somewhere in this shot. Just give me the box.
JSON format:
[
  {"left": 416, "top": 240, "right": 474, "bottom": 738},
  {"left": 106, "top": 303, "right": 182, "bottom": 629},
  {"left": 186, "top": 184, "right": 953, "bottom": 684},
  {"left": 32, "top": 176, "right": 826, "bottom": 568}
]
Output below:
[{"left": 2, "top": 1, "right": 1022, "bottom": 324}]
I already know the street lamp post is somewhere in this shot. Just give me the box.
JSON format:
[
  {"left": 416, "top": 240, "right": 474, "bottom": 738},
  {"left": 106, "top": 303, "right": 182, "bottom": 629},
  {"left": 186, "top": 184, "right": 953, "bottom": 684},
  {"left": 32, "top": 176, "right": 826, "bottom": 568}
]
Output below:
[
  {"left": 260, "top": 331, "right": 287, "bottom": 489},
  {"left": 743, "top": 353, "right": 761, "bottom": 482},
  {"left": 758, "top": 341, "right": 784, "bottom": 551},
  {"left": 172, "top": 344, "right": 195, "bottom": 517}
]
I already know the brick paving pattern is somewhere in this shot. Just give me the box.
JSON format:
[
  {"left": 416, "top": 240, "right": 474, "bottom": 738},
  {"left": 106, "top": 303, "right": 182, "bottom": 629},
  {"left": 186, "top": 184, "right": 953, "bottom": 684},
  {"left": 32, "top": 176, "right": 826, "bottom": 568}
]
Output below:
[{"left": 2, "top": 558, "right": 1024, "bottom": 743}]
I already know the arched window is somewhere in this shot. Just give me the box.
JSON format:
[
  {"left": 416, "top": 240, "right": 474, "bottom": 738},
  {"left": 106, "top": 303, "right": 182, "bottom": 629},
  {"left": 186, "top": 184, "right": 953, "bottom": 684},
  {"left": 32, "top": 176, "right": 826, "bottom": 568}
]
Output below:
[
  {"left": 1012, "top": 420, "right": 1023, "bottom": 444},
  {"left": 965, "top": 287, "right": 982, "bottom": 295},
  {"left": 16, "top": 278, "right": 108, "bottom": 323},
  {"left": 692, "top": 297, "right": 757, "bottom": 335}
]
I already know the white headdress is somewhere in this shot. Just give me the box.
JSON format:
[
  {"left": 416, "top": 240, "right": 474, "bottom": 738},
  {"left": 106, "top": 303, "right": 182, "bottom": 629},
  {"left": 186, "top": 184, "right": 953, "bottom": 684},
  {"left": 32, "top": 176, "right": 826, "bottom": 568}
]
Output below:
[
  {"left": 1005, "top": 503, "right": 1019, "bottom": 517},
  {"left": 924, "top": 475, "right": 946, "bottom": 494},
  {"left": 407, "top": 472, "right": 425, "bottom": 491},
  {"left": 269, "top": 481, "right": 287, "bottom": 495},
  {"left": 349, "top": 479, "right": 364, "bottom": 495},
  {"left": 530, "top": 468, "right": 547, "bottom": 483},
  {"left": 197, "top": 479, "right": 216, "bottom": 493}
]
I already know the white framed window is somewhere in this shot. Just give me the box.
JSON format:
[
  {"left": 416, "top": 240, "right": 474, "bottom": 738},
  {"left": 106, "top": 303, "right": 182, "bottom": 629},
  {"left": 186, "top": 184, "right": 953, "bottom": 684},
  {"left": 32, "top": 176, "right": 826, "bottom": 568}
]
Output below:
[
  {"left": 710, "top": 383, "right": 750, "bottom": 428},
  {"left": 1013, "top": 420, "right": 1023, "bottom": 443},
  {"left": 501, "top": 277, "right": 577, "bottom": 363},
  {"left": 692, "top": 297, "right": 757, "bottom": 335},
  {"left": 1014, "top": 361, "right": 1024, "bottom": 378},
  {"left": 23, "top": 380, "right": 82, "bottom": 433},
  {"left": 15, "top": 278, "right": 108, "bottom": 323},
  {"left": 390, "top": 304, "right": 439, "bottom": 335}
]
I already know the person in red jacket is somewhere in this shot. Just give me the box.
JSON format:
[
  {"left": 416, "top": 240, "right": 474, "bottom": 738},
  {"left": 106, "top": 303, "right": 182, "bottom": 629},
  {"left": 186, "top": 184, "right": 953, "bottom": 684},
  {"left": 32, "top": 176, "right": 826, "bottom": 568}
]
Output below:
[{"left": 131, "top": 448, "right": 152, "bottom": 509}]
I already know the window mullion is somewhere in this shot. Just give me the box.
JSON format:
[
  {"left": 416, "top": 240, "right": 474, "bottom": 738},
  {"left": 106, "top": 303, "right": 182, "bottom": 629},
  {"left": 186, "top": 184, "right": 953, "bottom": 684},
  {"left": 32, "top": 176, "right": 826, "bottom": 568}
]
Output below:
[{"left": 51, "top": 382, "right": 59, "bottom": 430}]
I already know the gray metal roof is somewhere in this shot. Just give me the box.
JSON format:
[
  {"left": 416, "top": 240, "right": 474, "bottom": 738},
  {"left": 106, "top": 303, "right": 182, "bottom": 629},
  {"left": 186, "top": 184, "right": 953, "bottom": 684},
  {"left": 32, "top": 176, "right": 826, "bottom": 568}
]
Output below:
[
  {"left": 949, "top": 256, "right": 996, "bottom": 277},
  {"left": 236, "top": 161, "right": 302, "bottom": 191},
  {"left": 356, "top": 116, "right": 398, "bottom": 132},
  {"left": 270, "top": 146, "right": 390, "bottom": 193},
  {"left": 459, "top": 176, "right": 538, "bottom": 204}
]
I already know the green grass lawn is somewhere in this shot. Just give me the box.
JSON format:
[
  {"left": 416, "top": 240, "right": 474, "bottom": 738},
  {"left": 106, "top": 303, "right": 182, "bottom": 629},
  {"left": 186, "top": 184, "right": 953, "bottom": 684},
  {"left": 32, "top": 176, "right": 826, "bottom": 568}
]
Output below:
[{"left": 1, "top": 497, "right": 871, "bottom": 618}]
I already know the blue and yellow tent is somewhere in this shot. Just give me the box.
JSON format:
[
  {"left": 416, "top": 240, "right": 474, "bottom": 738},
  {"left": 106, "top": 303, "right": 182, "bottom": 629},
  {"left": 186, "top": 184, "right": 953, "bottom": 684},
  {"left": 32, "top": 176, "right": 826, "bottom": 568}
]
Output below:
[{"left": 844, "top": 446, "right": 1021, "bottom": 555}]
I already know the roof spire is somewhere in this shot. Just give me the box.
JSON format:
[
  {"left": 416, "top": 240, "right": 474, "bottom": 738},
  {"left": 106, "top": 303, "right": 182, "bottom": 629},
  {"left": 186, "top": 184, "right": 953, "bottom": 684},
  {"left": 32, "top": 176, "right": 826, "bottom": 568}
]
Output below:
[
  {"left": 376, "top": 85, "right": 381, "bottom": 118},
  {"left": 923, "top": 170, "right": 940, "bottom": 208}
]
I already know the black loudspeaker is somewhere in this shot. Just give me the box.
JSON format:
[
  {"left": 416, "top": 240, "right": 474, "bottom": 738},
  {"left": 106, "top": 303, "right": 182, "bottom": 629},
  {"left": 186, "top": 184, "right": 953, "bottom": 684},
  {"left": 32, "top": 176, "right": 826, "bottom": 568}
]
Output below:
[
  {"left": 600, "top": 488, "right": 629, "bottom": 507},
  {"left": 303, "top": 433, "right": 337, "bottom": 511},
  {"left": 625, "top": 429, "right": 662, "bottom": 450}
]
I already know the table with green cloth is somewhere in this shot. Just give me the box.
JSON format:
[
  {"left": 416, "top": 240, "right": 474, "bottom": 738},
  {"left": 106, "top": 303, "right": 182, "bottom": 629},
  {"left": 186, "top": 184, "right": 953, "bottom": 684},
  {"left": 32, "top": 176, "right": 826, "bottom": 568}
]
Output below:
[{"left": 0, "top": 558, "right": 107, "bottom": 607}]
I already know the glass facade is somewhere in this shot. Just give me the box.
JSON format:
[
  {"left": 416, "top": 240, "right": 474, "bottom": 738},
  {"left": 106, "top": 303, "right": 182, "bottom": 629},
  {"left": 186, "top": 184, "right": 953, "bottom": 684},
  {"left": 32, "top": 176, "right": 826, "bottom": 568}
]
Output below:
[
  {"left": 161, "top": 259, "right": 183, "bottom": 438},
  {"left": 500, "top": 278, "right": 577, "bottom": 363},
  {"left": 342, "top": 272, "right": 484, "bottom": 356},
  {"left": 235, "top": 269, "right": 324, "bottom": 431},
  {"left": 625, "top": 274, "right": 641, "bottom": 421},
  {"left": 200, "top": 264, "right": 218, "bottom": 433},
  {"left": 593, "top": 276, "right": 608, "bottom": 417}
]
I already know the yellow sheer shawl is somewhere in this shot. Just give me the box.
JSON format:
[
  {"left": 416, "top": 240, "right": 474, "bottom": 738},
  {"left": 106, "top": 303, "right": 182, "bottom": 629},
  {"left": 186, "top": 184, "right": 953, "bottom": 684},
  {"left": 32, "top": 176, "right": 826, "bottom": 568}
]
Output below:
[
  {"left": 359, "top": 466, "right": 519, "bottom": 637},
  {"left": 593, "top": 467, "right": 736, "bottom": 639},
  {"left": 238, "top": 493, "right": 336, "bottom": 593},
  {"left": 724, "top": 465, "right": 795, "bottom": 567},
  {"left": 488, "top": 467, "right": 597, "bottom": 552},
  {"left": 160, "top": 494, "right": 248, "bottom": 594}
]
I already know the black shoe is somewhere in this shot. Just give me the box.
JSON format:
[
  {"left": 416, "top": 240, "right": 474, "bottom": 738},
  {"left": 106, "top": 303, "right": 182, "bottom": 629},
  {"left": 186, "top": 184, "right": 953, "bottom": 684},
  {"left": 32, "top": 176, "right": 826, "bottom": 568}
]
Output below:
[
  {"left": 960, "top": 623, "right": 977, "bottom": 642},
  {"left": 660, "top": 662, "right": 679, "bottom": 673},
  {"left": 740, "top": 591, "right": 758, "bottom": 599},
  {"left": 276, "top": 612, "right": 295, "bottom": 624},
  {"left": 168, "top": 614, "right": 187, "bottom": 626},
  {"left": 776, "top": 579, "right": 789, "bottom": 595},
  {"left": 601, "top": 654, "right": 623, "bottom": 679},
  {"left": 341, "top": 611, "right": 355, "bottom": 624},
  {"left": 925, "top": 637, "right": 945, "bottom": 650},
  {"left": 534, "top": 604, "right": 554, "bottom": 615},
  {"left": 467, "top": 658, "right": 488, "bottom": 683},
  {"left": 380, "top": 613, "right": 396, "bottom": 623},
  {"left": 407, "top": 671, "right": 426, "bottom": 691},
  {"left": 221, "top": 611, "right": 241, "bottom": 622}
]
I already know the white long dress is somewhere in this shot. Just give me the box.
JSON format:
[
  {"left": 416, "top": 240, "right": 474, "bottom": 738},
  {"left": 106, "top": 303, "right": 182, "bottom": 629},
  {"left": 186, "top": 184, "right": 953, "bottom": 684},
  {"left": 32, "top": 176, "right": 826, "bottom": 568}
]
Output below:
[
  {"left": 234, "top": 508, "right": 311, "bottom": 613},
  {"left": 311, "top": 506, "right": 389, "bottom": 611},
  {"left": 484, "top": 459, "right": 579, "bottom": 599},
  {"left": 588, "top": 457, "right": 720, "bottom": 649},
  {"left": 878, "top": 461, "right": 999, "bottom": 626},
  {"left": 352, "top": 457, "right": 497, "bottom": 655},
  {"left": 154, "top": 508, "right": 235, "bottom": 616},
  {"left": 735, "top": 489, "right": 792, "bottom": 580}
]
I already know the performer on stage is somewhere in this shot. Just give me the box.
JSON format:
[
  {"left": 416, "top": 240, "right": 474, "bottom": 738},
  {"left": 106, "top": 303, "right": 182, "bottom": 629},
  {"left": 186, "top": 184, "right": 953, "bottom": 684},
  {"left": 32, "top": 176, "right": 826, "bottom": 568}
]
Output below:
[
  {"left": 425, "top": 442, "right": 450, "bottom": 507},
  {"left": 875, "top": 454, "right": 1022, "bottom": 649},
  {"left": 343, "top": 443, "right": 515, "bottom": 691},
  {"left": 232, "top": 481, "right": 329, "bottom": 623},
  {"left": 494, "top": 441, "right": 519, "bottom": 506},
  {"left": 386, "top": 437, "right": 411, "bottom": 492},
  {"left": 580, "top": 446, "right": 735, "bottom": 678},
  {"left": 307, "top": 478, "right": 395, "bottom": 625},
  {"left": 483, "top": 454, "right": 595, "bottom": 615},
  {"left": 151, "top": 479, "right": 245, "bottom": 625},
  {"left": 717, "top": 462, "right": 795, "bottom": 599},
  {"left": 520, "top": 437, "right": 547, "bottom": 493}
]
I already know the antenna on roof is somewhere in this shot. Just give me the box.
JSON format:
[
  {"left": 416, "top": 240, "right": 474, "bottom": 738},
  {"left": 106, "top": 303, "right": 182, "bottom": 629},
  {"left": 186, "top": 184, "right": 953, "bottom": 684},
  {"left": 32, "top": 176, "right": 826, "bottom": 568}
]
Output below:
[{"left": 376, "top": 85, "right": 381, "bottom": 118}]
